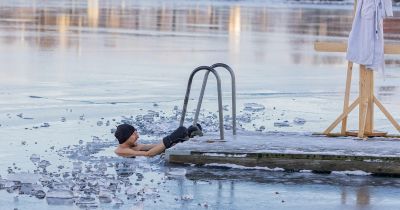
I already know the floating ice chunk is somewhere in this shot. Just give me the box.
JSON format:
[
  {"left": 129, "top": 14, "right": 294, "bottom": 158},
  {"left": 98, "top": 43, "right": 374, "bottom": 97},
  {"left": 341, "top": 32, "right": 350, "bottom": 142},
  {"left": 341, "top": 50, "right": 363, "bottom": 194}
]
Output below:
[
  {"left": 110, "top": 128, "right": 116, "bottom": 134},
  {"left": 18, "top": 183, "right": 44, "bottom": 197},
  {"left": 205, "top": 163, "right": 284, "bottom": 171},
  {"left": 115, "top": 162, "right": 135, "bottom": 177},
  {"left": 256, "top": 126, "right": 266, "bottom": 132},
  {"left": 46, "top": 189, "right": 74, "bottom": 205},
  {"left": 125, "top": 186, "right": 136, "bottom": 195},
  {"left": 113, "top": 197, "right": 124, "bottom": 207},
  {"left": 19, "top": 183, "right": 34, "bottom": 195},
  {"left": 125, "top": 186, "right": 137, "bottom": 199},
  {"left": 87, "top": 178, "right": 99, "bottom": 188},
  {"left": 243, "top": 103, "right": 265, "bottom": 112},
  {"left": 96, "top": 162, "right": 108, "bottom": 172},
  {"left": 223, "top": 105, "right": 229, "bottom": 111},
  {"left": 181, "top": 194, "right": 193, "bottom": 201},
  {"left": 293, "top": 117, "right": 306, "bottom": 125},
  {"left": 167, "top": 168, "right": 187, "bottom": 177},
  {"left": 332, "top": 170, "right": 372, "bottom": 176},
  {"left": 143, "top": 114, "right": 154, "bottom": 122},
  {"left": 53, "top": 182, "right": 72, "bottom": 190},
  {"left": 98, "top": 190, "right": 113, "bottom": 203},
  {"left": 142, "top": 187, "right": 159, "bottom": 199},
  {"left": 131, "top": 203, "right": 144, "bottom": 210},
  {"left": 237, "top": 113, "right": 252, "bottom": 123},
  {"left": 274, "top": 121, "right": 290, "bottom": 127},
  {"left": 41, "top": 123, "right": 50, "bottom": 127},
  {"left": 135, "top": 115, "right": 143, "bottom": 121},
  {"left": 35, "top": 190, "right": 46, "bottom": 199},
  {"left": 76, "top": 195, "right": 98, "bottom": 208},
  {"left": 72, "top": 162, "right": 82, "bottom": 172},
  {"left": 224, "top": 124, "right": 233, "bottom": 130},
  {"left": 38, "top": 160, "right": 51, "bottom": 169},
  {"left": 0, "top": 179, "right": 15, "bottom": 189},
  {"left": 203, "top": 153, "right": 247, "bottom": 158},
  {"left": 107, "top": 180, "right": 119, "bottom": 192},
  {"left": 7, "top": 172, "right": 41, "bottom": 184},
  {"left": 30, "top": 154, "right": 40, "bottom": 163}
]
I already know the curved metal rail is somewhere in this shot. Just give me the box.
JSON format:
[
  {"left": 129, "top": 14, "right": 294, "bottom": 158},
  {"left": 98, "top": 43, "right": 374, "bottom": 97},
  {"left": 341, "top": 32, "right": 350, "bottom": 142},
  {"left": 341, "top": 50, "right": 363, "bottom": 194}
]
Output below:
[
  {"left": 180, "top": 66, "right": 224, "bottom": 139},
  {"left": 193, "top": 63, "right": 237, "bottom": 135},
  {"left": 180, "top": 64, "right": 237, "bottom": 140}
]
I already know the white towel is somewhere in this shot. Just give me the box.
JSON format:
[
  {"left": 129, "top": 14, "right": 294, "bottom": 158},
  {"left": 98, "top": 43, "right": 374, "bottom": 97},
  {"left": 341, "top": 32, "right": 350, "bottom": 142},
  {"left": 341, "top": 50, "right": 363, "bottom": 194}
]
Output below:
[{"left": 346, "top": 0, "right": 393, "bottom": 73}]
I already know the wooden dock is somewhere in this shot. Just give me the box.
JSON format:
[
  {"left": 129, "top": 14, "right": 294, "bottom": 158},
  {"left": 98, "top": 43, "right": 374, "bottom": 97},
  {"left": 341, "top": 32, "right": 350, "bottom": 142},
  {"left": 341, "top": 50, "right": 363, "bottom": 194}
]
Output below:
[{"left": 166, "top": 132, "right": 400, "bottom": 175}]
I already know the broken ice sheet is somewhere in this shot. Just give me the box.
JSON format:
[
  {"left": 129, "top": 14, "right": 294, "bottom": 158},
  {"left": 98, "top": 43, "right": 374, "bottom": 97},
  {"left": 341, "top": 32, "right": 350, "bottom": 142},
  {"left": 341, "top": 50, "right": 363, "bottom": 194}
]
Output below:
[
  {"left": 72, "top": 162, "right": 82, "bottom": 172},
  {"left": 181, "top": 194, "right": 194, "bottom": 201},
  {"left": 115, "top": 161, "right": 136, "bottom": 177},
  {"left": 167, "top": 168, "right": 187, "bottom": 177},
  {"left": 46, "top": 189, "right": 74, "bottom": 205},
  {"left": 30, "top": 154, "right": 40, "bottom": 163},
  {"left": 38, "top": 160, "right": 51, "bottom": 169},
  {"left": 243, "top": 103, "right": 265, "bottom": 112},
  {"left": 75, "top": 195, "right": 98, "bottom": 208},
  {"left": 98, "top": 190, "right": 113, "bottom": 203},
  {"left": 0, "top": 179, "right": 16, "bottom": 189},
  {"left": 293, "top": 117, "right": 306, "bottom": 125},
  {"left": 274, "top": 121, "right": 290, "bottom": 127},
  {"left": 6, "top": 172, "right": 42, "bottom": 184}
]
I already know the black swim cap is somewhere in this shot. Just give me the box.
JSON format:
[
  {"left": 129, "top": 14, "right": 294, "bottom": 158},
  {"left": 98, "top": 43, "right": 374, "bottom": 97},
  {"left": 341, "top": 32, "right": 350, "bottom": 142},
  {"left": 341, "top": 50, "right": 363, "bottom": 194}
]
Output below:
[{"left": 115, "top": 124, "right": 136, "bottom": 144}]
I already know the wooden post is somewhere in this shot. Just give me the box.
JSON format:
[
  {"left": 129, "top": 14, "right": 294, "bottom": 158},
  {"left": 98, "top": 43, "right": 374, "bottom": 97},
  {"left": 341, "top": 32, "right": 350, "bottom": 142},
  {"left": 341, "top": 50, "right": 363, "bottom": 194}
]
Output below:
[
  {"left": 341, "top": 62, "right": 353, "bottom": 135},
  {"left": 357, "top": 66, "right": 375, "bottom": 138},
  {"left": 365, "top": 69, "right": 374, "bottom": 134}
]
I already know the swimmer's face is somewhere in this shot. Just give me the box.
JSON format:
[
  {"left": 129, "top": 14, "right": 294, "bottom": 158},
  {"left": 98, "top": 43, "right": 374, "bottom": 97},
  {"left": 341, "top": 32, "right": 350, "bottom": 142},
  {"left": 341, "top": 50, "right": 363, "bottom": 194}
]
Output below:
[{"left": 127, "top": 131, "right": 139, "bottom": 146}]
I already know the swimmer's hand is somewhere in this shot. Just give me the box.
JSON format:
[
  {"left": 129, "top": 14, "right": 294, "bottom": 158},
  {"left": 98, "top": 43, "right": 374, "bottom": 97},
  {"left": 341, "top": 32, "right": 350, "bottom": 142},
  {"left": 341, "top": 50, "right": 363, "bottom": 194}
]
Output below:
[{"left": 162, "top": 126, "right": 188, "bottom": 148}]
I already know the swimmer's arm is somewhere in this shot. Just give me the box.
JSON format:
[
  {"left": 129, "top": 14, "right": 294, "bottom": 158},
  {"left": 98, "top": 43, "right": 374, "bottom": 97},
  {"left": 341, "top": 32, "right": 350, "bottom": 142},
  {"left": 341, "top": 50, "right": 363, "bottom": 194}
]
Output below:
[
  {"left": 135, "top": 144, "right": 159, "bottom": 151},
  {"left": 115, "top": 144, "right": 166, "bottom": 157},
  {"left": 114, "top": 148, "right": 148, "bottom": 157}
]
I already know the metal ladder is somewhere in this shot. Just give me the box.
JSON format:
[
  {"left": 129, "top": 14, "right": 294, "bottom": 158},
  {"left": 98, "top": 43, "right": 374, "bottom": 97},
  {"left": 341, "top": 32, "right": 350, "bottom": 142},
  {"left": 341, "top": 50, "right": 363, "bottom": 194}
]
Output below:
[{"left": 179, "top": 63, "right": 237, "bottom": 140}]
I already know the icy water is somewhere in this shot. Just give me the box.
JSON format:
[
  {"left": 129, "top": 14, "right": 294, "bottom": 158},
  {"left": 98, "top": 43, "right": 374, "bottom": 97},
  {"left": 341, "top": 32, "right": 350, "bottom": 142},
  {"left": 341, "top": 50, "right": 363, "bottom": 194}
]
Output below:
[{"left": 1, "top": 0, "right": 400, "bottom": 209}]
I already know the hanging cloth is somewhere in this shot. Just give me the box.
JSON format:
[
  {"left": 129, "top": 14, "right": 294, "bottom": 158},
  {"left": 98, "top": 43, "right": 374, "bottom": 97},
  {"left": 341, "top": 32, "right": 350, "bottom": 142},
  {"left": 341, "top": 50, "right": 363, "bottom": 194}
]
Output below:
[{"left": 346, "top": 0, "right": 393, "bottom": 73}]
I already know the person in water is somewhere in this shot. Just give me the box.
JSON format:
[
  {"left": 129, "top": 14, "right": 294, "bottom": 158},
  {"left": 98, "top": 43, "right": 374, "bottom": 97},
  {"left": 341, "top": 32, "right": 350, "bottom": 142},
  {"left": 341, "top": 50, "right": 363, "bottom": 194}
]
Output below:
[{"left": 114, "top": 123, "right": 202, "bottom": 158}]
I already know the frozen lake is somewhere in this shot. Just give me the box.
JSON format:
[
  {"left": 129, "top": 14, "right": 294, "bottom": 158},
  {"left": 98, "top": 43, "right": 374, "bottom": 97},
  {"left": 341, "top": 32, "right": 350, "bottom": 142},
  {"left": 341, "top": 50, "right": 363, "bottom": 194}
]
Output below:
[{"left": 1, "top": 0, "right": 400, "bottom": 209}]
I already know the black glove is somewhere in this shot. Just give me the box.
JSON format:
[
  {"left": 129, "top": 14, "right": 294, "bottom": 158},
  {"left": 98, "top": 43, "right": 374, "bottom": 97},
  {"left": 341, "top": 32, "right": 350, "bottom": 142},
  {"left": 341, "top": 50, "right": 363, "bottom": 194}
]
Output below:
[
  {"left": 187, "top": 123, "right": 203, "bottom": 138},
  {"left": 162, "top": 126, "right": 188, "bottom": 149}
]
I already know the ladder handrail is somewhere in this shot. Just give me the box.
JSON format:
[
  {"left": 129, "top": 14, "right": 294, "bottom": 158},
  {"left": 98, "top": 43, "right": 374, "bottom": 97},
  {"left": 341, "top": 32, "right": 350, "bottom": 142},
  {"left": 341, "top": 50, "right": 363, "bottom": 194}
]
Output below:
[
  {"left": 193, "top": 63, "right": 237, "bottom": 135},
  {"left": 180, "top": 66, "right": 224, "bottom": 140}
]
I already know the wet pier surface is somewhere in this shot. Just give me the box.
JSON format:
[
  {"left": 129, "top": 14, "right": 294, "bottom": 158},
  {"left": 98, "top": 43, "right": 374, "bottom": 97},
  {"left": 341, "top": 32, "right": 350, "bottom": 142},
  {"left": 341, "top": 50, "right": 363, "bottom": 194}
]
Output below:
[{"left": 167, "top": 132, "right": 400, "bottom": 175}]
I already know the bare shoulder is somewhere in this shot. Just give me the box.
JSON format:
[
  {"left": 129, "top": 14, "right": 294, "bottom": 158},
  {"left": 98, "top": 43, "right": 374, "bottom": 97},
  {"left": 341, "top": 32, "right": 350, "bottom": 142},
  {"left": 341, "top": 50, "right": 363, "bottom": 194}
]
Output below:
[
  {"left": 114, "top": 147, "right": 132, "bottom": 157},
  {"left": 114, "top": 146, "right": 144, "bottom": 157},
  {"left": 114, "top": 147, "right": 124, "bottom": 156}
]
